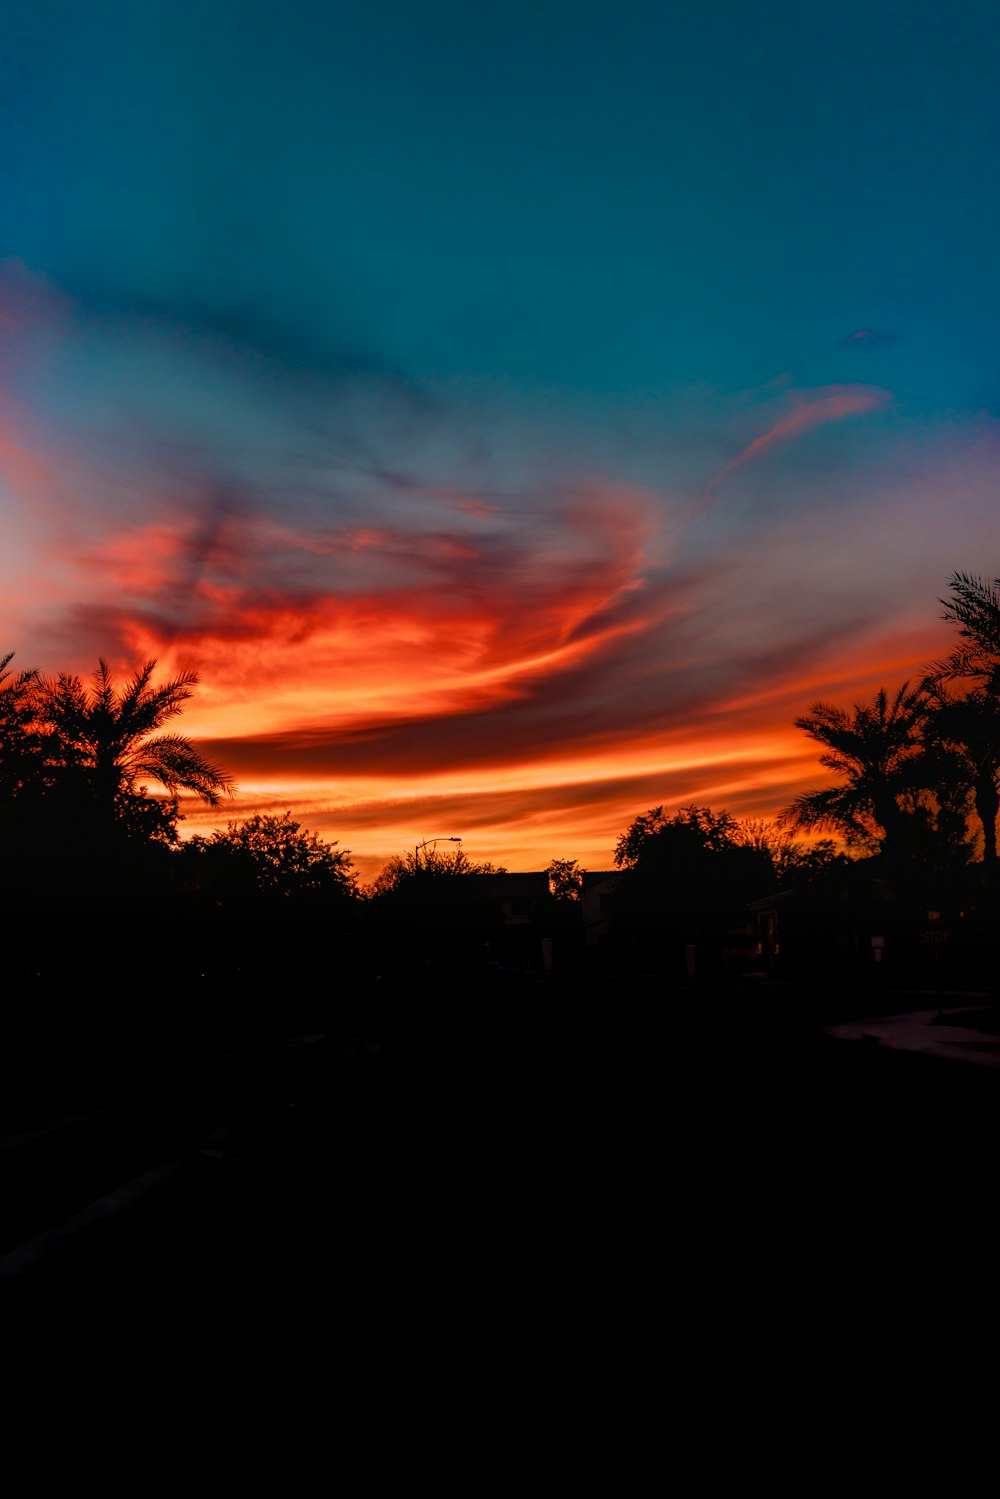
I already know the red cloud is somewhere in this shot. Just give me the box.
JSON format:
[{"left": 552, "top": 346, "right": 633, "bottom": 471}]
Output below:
[{"left": 43, "top": 481, "right": 664, "bottom": 751}]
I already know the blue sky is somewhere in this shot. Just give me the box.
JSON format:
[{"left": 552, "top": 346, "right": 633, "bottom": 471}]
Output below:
[{"left": 2, "top": 1, "right": 998, "bottom": 872}]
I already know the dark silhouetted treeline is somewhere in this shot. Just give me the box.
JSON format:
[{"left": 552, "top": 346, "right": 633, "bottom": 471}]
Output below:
[
  {"left": 604, "top": 573, "right": 1000, "bottom": 984},
  {"left": 4, "top": 572, "right": 1000, "bottom": 1009}
]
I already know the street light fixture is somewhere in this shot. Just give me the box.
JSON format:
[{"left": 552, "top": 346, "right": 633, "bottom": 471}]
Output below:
[{"left": 415, "top": 836, "right": 462, "bottom": 871}]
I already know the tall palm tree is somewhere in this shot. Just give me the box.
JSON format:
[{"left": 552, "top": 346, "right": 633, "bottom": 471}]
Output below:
[
  {"left": 42, "top": 659, "right": 234, "bottom": 819},
  {"left": 929, "top": 572, "right": 1000, "bottom": 692},
  {"left": 783, "top": 683, "right": 928, "bottom": 855},
  {"left": 924, "top": 689, "right": 1000, "bottom": 867},
  {"left": 920, "top": 572, "right": 1000, "bottom": 869}
]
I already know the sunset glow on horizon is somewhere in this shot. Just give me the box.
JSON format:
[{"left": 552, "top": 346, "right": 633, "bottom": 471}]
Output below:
[{"left": 2, "top": 3, "right": 998, "bottom": 881}]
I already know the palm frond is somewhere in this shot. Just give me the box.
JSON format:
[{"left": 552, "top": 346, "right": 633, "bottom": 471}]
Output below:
[
  {"left": 27, "top": 658, "right": 234, "bottom": 810},
  {"left": 782, "top": 788, "right": 878, "bottom": 847},
  {"left": 930, "top": 574, "right": 1000, "bottom": 687},
  {"left": 91, "top": 658, "right": 117, "bottom": 715},
  {"left": 128, "top": 733, "right": 235, "bottom": 804}
]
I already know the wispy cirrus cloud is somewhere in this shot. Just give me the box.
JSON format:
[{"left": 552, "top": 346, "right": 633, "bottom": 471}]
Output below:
[{"left": 706, "top": 383, "right": 893, "bottom": 496}]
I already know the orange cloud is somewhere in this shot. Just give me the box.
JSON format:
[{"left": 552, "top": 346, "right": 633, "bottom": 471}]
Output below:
[{"left": 47, "top": 483, "right": 662, "bottom": 751}]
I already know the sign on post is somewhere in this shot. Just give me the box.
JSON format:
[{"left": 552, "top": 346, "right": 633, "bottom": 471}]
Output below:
[{"left": 920, "top": 925, "right": 953, "bottom": 956}]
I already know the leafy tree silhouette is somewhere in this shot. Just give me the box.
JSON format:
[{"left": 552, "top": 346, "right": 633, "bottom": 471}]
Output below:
[
  {"left": 612, "top": 804, "right": 775, "bottom": 971},
  {"left": 546, "top": 857, "right": 584, "bottom": 901},
  {"left": 175, "top": 813, "right": 361, "bottom": 1004},
  {"left": 368, "top": 846, "right": 505, "bottom": 897},
  {"left": 365, "top": 848, "right": 511, "bottom": 979},
  {"left": 614, "top": 804, "right": 754, "bottom": 869},
  {"left": 187, "top": 812, "right": 356, "bottom": 900}
]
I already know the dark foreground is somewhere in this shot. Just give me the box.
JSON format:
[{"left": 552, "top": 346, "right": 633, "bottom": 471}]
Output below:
[{"left": 4, "top": 979, "right": 999, "bottom": 1367}]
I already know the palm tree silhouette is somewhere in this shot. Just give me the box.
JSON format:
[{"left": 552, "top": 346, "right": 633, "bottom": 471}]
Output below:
[
  {"left": 0, "top": 651, "right": 39, "bottom": 774},
  {"left": 921, "top": 573, "right": 1000, "bottom": 868},
  {"left": 43, "top": 658, "right": 234, "bottom": 817},
  {"left": 924, "top": 690, "right": 1000, "bottom": 867},
  {"left": 783, "top": 683, "right": 927, "bottom": 855},
  {"left": 929, "top": 572, "right": 1000, "bottom": 691}
]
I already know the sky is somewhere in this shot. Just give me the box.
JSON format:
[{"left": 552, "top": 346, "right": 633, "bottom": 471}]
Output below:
[{"left": 2, "top": 0, "right": 999, "bottom": 878}]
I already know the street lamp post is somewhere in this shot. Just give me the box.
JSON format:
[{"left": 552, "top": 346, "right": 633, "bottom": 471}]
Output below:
[{"left": 414, "top": 836, "right": 462, "bottom": 871}]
